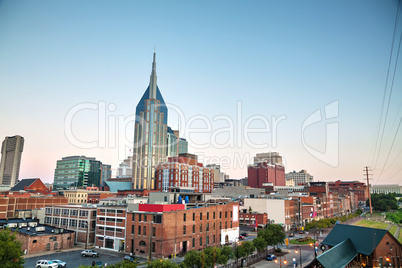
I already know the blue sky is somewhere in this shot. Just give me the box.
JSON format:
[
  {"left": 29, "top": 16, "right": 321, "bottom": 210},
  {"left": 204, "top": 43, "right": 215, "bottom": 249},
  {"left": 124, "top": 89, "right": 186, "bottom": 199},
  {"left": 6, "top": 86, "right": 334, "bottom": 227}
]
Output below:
[{"left": 0, "top": 0, "right": 401, "bottom": 185}]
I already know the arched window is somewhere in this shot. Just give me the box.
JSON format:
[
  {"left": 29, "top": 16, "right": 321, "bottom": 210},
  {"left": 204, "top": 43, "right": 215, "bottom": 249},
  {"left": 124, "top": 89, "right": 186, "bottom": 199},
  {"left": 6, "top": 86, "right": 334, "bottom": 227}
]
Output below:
[
  {"left": 32, "top": 240, "right": 37, "bottom": 243},
  {"left": 139, "top": 240, "right": 146, "bottom": 247}
]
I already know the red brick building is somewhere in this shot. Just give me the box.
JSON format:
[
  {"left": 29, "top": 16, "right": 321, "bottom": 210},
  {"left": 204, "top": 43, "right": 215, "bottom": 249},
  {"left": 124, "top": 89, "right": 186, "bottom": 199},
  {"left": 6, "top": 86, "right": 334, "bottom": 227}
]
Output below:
[
  {"left": 328, "top": 180, "right": 367, "bottom": 206},
  {"left": 125, "top": 202, "right": 240, "bottom": 259},
  {"left": 247, "top": 162, "right": 285, "bottom": 188},
  {"left": 8, "top": 178, "right": 51, "bottom": 195},
  {"left": 12, "top": 224, "right": 75, "bottom": 255},
  {"left": 155, "top": 154, "right": 214, "bottom": 193},
  {"left": 87, "top": 192, "right": 115, "bottom": 204},
  {"left": 239, "top": 212, "right": 268, "bottom": 227},
  {"left": 0, "top": 194, "right": 68, "bottom": 219}
]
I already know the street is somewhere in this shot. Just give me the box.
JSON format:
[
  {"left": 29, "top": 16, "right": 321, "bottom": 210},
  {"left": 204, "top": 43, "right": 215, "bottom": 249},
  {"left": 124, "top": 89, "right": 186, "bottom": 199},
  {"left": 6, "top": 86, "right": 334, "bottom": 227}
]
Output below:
[{"left": 24, "top": 249, "right": 128, "bottom": 268}]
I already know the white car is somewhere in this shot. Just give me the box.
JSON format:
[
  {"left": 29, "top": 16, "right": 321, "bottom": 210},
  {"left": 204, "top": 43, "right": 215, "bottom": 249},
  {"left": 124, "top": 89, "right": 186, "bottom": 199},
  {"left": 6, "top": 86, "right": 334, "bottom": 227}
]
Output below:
[
  {"left": 81, "top": 249, "right": 99, "bottom": 257},
  {"left": 36, "top": 260, "right": 59, "bottom": 268},
  {"left": 51, "top": 259, "right": 67, "bottom": 267}
]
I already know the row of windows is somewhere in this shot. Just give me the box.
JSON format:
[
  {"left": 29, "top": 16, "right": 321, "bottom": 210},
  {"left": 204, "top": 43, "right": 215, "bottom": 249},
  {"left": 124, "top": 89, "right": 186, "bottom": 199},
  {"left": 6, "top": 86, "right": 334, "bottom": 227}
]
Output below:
[
  {"left": 98, "top": 217, "right": 123, "bottom": 223},
  {"left": 183, "top": 211, "right": 231, "bottom": 222},
  {"left": 45, "top": 217, "right": 93, "bottom": 228},
  {"left": 99, "top": 209, "right": 125, "bottom": 214},
  {"left": 130, "top": 225, "right": 157, "bottom": 236},
  {"left": 45, "top": 208, "right": 94, "bottom": 217}
]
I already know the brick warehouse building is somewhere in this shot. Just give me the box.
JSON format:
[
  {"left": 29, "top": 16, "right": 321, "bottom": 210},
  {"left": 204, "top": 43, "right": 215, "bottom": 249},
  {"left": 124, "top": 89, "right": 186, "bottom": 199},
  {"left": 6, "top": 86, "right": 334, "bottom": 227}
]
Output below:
[
  {"left": 11, "top": 224, "right": 75, "bottom": 255},
  {"left": 155, "top": 154, "right": 214, "bottom": 193},
  {"left": 44, "top": 205, "right": 97, "bottom": 246},
  {"left": 0, "top": 194, "right": 68, "bottom": 219},
  {"left": 125, "top": 202, "right": 239, "bottom": 259}
]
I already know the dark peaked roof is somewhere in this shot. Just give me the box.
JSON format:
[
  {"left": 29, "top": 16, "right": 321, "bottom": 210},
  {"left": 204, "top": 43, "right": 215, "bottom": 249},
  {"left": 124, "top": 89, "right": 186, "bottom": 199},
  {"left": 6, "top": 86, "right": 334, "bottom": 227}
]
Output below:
[
  {"left": 317, "top": 238, "right": 358, "bottom": 268},
  {"left": 321, "top": 224, "right": 388, "bottom": 256},
  {"left": 10, "top": 178, "right": 38, "bottom": 191}
]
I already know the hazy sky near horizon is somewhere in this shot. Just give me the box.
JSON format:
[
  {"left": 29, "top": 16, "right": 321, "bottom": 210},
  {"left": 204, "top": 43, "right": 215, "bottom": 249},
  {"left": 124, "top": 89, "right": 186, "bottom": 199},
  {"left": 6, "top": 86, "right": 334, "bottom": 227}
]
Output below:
[{"left": 0, "top": 0, "right": 401, "bottom": 185}]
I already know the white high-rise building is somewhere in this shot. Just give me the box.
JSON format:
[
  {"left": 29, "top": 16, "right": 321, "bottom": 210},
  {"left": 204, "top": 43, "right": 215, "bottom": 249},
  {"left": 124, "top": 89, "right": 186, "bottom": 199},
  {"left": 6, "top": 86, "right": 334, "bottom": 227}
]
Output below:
[
  {"left": 0, "top": 135, "right": 24, "bottom": 186},
  {"left": 285, "top": 170, "right": 313, "bottom": 186}
]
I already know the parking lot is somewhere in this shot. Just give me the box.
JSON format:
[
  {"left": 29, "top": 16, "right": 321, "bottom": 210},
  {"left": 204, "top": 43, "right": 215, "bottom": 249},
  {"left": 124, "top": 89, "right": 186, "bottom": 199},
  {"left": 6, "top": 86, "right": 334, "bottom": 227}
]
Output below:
[{"left": 24, "top": 249, "right": 128, "bottom": 267}]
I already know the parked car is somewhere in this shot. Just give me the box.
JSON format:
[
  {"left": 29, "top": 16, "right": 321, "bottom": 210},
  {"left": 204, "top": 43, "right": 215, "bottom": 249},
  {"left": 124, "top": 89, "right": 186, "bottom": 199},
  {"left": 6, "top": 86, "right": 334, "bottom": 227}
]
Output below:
[
  {"left": 289, "top": 232, "right": 294, "bottom": 237},
  {"left": 36, "top": 260, "right": 59, "bottom": 268},
  {"left": 51, "top": 260, "right": 67, "bottom": 267},
  {"left": 299, "top": 230, "right": 305, "bottom": 234},
  {"left": 266, "top": 254, "right": 277, "bottom": 261},
  {"left": 240, "top": 232, "right": 248, "bottom": 237},
  {"left": 81, "top": 249, "right": 99, "bottom": 257},
  {"left": 124, "top": 255, "right": 140, "bottom": 263},
  {"left": 239, "top": 235, "right": 245, "bottom": 240}
]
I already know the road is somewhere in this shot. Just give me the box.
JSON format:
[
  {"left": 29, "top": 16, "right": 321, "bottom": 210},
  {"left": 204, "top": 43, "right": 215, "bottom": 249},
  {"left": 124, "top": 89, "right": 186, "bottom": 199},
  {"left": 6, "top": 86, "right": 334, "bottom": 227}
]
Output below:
[{"left": 24, "top": 249, "right": 129, "bottom": 268}]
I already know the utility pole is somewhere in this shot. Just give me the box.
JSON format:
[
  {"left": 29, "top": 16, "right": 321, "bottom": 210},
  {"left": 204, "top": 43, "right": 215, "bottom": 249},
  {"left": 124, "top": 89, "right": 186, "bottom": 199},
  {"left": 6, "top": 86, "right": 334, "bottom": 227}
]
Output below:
[{"left": 364, "top": 167, "right": 373, "bottom": 215}]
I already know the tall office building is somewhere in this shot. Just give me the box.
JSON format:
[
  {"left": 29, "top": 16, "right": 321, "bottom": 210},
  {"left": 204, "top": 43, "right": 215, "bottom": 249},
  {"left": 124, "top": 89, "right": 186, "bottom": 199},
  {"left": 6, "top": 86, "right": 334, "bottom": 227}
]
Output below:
[
  {"left": 53, "top": 156, "right": 103, "bottom": 189},
  {"left": 285, "top": 170, "right": 313, "bottom": 186},
  {"left": 0, "top": 135, "right": 24, "bottom": 186},
  {"left": 253, "top": 152, "right": 283, "bottom": 165},
  {"left": 132, "top": 53, "right": 168, "bottom": 190}
]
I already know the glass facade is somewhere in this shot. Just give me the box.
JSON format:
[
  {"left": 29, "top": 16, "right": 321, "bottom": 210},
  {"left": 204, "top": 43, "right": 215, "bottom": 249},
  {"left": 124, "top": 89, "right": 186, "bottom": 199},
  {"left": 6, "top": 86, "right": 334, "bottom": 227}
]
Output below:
[{"left": 53, "top": 156, "right": 103, "bottom": 189}]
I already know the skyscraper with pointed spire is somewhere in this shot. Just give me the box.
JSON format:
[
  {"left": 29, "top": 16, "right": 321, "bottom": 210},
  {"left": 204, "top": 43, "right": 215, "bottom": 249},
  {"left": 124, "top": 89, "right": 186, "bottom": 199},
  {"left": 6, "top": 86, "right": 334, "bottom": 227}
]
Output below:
[{"left": 132, "top": 53, "right": 168, "bottom": 190}]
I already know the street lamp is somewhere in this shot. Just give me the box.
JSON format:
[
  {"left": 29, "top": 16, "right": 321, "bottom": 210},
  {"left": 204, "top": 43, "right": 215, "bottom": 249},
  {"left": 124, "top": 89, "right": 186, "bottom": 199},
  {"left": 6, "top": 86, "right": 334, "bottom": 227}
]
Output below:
[
  {"left": 274, "top": 256, "right": 287, "bottom": 267},
  {"left": 295, "top": 246, "right": 302, "bottom": 268}
]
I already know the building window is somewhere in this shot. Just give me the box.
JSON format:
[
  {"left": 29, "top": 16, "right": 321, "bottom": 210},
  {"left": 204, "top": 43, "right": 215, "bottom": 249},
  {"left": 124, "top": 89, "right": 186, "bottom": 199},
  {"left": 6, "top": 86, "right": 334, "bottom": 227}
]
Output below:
[
  {"left": 200, "top": 224, "right": 202, "bottom": 233},
  {"left": 152, "top": 242, "right": 155, "bottom": 253},
  {"left": 183, "top": 226, "right": 186, "bottom": 235},
  {"left": 53, "top": 218, "right": 60, "bottom": 225},
  {"left": 139, "top": 241, "right": 146, "bottom": 247},
  {"left": 144, "top": 214, "right": 147, "bottom": 222},
  {"left": 213, "top": 235, "right": 215, "bottom": 244},
  {"left": 62, "top": 209, "right": 69, "bottom": 216},
  {"left": 69, "top": 219, "right": 77, "bottom": 227},
  {"left": 71, "top": 210, "right": 78, "bottom": 216},
  {"left": 152, "top": 227, "right": 156, "bottom": 236},
  {"left": 183, "top": 213, "right": 186, "bottom": 222},
  {"left": 45, "top": 208, "right": 52, "bottom": 214},
  {"left": 213, "top": 222, "right": 215, "bottom": 230},
  {"left": 193, "top": 213, "right": 195, "bottom": 221},
  {"left": 219, "top": 222, "right": 222, "bottom": 229},
  {"left": 200, "top": 213, "right": 202, "bottom": 221},
  {"left": 139, "top": 214, "right": 142, "bottom": 222},
  {"left": 219, "top": 211, "right": 222, "bottom": 219},
  {"left": 61, "top": 218, "right": 67, "bottom": 226},
  {"left": 206, "top": 223, "right": 209, "bottom": 232},
  {"left": 132, "top": 214, "right": 135, "bottom": 221},
  {"left": 143, "top": 226, "right": 146, "bottom": 235},
  {"left": 225, "top": 211, "right": 227, "bottom": 218},
  {"left": 192, "top": 225, "right": 195, "bottom": 234},
  {"left": 206, "top": 236, "right": 209, "bottom": 246},
  {"left": 230, "top": 222, "right": 232, "bottom": 228},
  {"left": 54, "top": 209, "right": 60, "bottom": 215},
  {"left": 45, "top": 217, "right": 52, "bottom": 225},
  {"left": 138, "top": 226, "right": 141, "bottom": 235},
  {"left": 192, "top": 238, "right": 195, "bottom": 248},
  {"left": 199, "top": 237, "right": 202, "bottom": 247},
  {"left": 32, "top": 240, "right": 37, "bottom": 243},
  {"left": 79, "top": 210, "right": 88, "bottom": 217},
  {"left": 207, "top": 212, "right": 209, "bottom": 220},
  {"left": 225, "top": 222, "right": 227, "bottom": 229},
  {"left": 131, "top": 225, "right": 135, "bottom": 234}
]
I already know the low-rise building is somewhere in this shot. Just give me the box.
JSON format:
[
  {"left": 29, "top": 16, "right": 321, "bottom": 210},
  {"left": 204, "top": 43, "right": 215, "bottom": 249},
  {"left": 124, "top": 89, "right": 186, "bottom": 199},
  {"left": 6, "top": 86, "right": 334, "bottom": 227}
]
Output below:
[
  {"left": 125, "top": 202, "right": 239, "bottom": 259},
  {"left": 11, "top": 223, "right": 75, "bottom": 255},
  {"left": 95, "top": 206, "right": 127, "bottom": 252},
  {"left": 44, "top": 205, "right": 97, "bottom": 246},
  {"left": 0, "top": 194, "right": 68, "bottom": 219}
]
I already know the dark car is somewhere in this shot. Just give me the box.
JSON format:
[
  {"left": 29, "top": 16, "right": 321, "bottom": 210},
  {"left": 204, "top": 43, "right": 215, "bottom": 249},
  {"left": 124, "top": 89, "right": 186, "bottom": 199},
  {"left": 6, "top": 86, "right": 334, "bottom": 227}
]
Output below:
[
  {"left": 299, "top": 230, "right": 305, "bottom": 234},
  {"left": 124, "top": 255, "right": 140, "bottom": 263},
  {"left": 266, "top": 254, "right": 277, "bottom": 261},
  {"left": 240, "top": 232, "right": 248, "bottom": 237}
]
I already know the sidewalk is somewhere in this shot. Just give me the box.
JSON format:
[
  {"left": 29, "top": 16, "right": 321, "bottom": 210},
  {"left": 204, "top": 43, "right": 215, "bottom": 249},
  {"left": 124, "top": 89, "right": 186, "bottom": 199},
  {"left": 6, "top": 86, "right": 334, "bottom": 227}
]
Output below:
[{"left": 24, "top": 244, "right": 86, "bottom": 259}]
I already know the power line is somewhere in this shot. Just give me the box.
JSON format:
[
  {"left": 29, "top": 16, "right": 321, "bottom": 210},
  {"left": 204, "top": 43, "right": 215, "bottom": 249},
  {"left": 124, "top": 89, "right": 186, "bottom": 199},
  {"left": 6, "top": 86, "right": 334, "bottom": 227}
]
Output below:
[{"left": 371, "top": 0, "right": 402, "bottom": 171}]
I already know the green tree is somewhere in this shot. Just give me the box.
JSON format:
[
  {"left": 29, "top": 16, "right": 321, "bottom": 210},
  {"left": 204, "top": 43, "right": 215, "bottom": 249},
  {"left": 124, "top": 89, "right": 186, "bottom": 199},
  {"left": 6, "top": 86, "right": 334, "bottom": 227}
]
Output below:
[
  {"left": 146, "top": 259, "right": 178, "bottom": 268},
  {"left": 241, "top": 241, "right": 255, "bottom": 257},
  {"left": 259, "top": 224, "right": 286, "bottom": 250},
  {"left": 110, "top": 260, "right": 139, "bottom": 268},
  {"left": 217, "top": 246, "right": 233, "bottom": 265},
  {"left": 234, "top": 244, "right": 246, "bottom": 259},
  {"left": 252, "top": 236, "right": 268, "bottom": 253},
  {"left": 0, "top": 228, "right": 24, "bottom": 268},
  {"left": 182, "top": 250, "right": 202, "bottom": 268}
]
